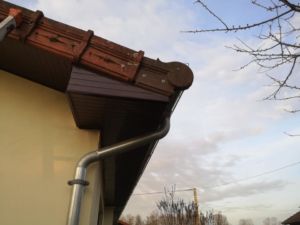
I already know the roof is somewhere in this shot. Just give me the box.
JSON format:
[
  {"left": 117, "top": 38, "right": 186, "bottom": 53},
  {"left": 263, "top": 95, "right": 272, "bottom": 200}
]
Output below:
[
  {"left": 0, "top": 1, "right": 193, "bottom": 95},
  {"left": 282, "top": 211, "right": 300, "bottom": 224},
  {"left": 0, "top": 1, "right": 193, "bottom": 224}
]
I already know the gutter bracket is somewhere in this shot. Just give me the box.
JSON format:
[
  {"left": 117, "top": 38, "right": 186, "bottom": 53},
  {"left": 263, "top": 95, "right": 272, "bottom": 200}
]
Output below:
[
  {"left": 73, "top": 29, "right": 94, "bottom": 64},
  {"left": 68, "top": 179, "right": 89, "bottom": 186},
  {"left": 20, "top": 10, "right": 43, "bottom": 42}
]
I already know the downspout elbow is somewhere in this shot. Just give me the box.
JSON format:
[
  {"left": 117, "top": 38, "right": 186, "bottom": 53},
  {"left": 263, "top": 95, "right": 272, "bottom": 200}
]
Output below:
[{"left": 77, "top": 116, "right": 170, "bottom": 169}]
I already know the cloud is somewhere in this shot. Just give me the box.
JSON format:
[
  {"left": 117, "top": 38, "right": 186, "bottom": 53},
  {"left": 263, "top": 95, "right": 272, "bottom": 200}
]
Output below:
[
  {"left": 201, "top": 180, "right": 285, "bottom": 202},
  {"left": 221, "top": 204, "right": 272, "bottom": 213},
  {"left": 132, "top": 131, "right": 287, "bottom": 204}
]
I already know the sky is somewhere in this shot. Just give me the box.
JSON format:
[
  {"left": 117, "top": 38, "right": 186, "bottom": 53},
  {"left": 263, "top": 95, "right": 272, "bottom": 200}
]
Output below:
[{"left": 7, "top": 0, "right": 300, "bottom": 224}]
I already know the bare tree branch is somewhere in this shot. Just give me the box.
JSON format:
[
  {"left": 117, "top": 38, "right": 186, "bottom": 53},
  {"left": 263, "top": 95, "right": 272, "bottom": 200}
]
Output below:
[
  {"left": 185, "top": 9, "right": 293, "bottom": 33},
  {"left": 264, "top": 57, "right": 297, "bottom": 100},
  {"left": 284, "top": 108, "right": 300, "bottom": 113},
  {"left": 279, "top": 0, "right": 300, "bottom": 12},
  {"left": 190, "top": 0, "right": 300, "bottom": 136},
  {"left": 284, "top": 131, "right": 300, "bottom": 137},
  {"left": 194, "top": 0, "right": 229, "bottom": 29}
]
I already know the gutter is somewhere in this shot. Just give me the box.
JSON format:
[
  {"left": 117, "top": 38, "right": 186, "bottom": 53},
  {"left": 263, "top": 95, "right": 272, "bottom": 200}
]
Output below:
[{"left": 67, "top": 117, "right": 170, "bottom": 225}]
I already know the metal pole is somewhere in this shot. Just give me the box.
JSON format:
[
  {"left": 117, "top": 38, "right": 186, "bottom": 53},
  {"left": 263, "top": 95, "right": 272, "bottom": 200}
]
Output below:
[
  {"left": 67, "top": 117, "right": 170, "bottom": 225},
  {"left": 193, "top": 188, "right": 200, "bottom": 225},
  {"left": 67, "top": 167, "right": 87, "bottom": 225},
  {"left": 0, "top": 8, "right": 22, "bottom": 42},
  {"left": 0, "top": 16, "right": 16, "bottom": 42}
]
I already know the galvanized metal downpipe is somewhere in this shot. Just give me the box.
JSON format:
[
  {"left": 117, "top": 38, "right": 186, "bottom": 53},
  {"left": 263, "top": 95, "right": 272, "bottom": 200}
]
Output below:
[
  {"left": 0, "top": 8, "right": 22, "bottom": 42},
  {"left": 67, "top": 117, "right": 170, "bottom": 225}
]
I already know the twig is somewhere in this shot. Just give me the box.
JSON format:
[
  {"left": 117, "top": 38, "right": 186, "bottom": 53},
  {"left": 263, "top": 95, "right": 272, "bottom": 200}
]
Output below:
[
  {"left": 185, "top": 9, "right": 293, "bottom": 33},
  {"left": 194, "top": 0, "right": 229, "bottom": 29},
  {"left": 283, "top": 132, "right": 300, "bottom": 137}
]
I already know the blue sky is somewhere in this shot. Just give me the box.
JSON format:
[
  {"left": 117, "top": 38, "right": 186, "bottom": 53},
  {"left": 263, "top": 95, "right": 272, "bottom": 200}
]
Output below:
[{"left": 7, "top": 0, "right": 300, "bottom": 224}]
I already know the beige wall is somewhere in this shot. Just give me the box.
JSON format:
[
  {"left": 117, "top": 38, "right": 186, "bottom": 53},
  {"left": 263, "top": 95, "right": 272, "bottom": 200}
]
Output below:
[{"left": 0, "top": 70, "right": 100, "bottom": 225}]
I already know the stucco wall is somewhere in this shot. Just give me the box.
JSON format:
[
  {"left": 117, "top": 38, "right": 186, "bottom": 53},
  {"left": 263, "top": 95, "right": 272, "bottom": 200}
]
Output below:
[{"left": 0, "top": 70, "right": 100, "bottom": 225}]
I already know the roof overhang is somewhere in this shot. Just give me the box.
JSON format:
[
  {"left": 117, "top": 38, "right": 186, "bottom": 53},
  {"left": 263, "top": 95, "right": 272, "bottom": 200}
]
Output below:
[{"left": 0, "top": 1, "right": 193, "bottom": 223}]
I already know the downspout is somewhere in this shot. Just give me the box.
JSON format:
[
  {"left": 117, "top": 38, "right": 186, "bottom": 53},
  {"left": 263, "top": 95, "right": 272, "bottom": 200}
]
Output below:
[
  {"left": 0, "top": 8, "right": 22, "bottom": 42},
  {"left": 67, "top": 117, "right": 170, "bottom": 225}
]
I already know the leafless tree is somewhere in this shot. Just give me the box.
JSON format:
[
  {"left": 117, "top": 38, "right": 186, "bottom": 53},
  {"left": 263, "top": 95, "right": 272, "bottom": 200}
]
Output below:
[
  {"left": 214, "top": 211, "right": 229, "bottom": 225},
  {"left": 263, "top": 217, "right": 281, "bottom": 225},
  {"left": 239, "top": 218, "right": 254, "bottom": 225},
  {"left": 200, "top": 210, "right": 229, "bottom": 225},
  {"left": 156, "top": 187, "right": 229, "bottom": 225},
  {"left": 189, "top": 0, "right": 300, "bottom": 112},
  {"left": 145, "top": 212, "right": 160, "bottom": 225},
  {"left": 120, "top": 214, "right": 135, "bottom": 225},
  {"left": 156, "top": 187, "right": 197, "bottom": 225},
  {"left": 135, "top": 214, "right": 144, "bottom": 225}
]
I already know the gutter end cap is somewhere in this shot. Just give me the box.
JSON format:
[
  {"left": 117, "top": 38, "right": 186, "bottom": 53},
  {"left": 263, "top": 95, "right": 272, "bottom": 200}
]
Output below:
[{"left": 167, "top": 62, "right": 194, "bottom": 90}]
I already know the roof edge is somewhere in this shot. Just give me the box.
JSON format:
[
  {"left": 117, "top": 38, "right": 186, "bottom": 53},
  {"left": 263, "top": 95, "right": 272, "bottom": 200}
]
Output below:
[{"left": 0, "top": 1, "right": 194, "bottom": 96}]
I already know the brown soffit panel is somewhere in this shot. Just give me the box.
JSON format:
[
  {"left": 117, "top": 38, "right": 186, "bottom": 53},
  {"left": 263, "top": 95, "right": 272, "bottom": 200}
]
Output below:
[
  {"left": 68, "top": 67, "right": 169, "bottom": 103},
  {"left": 0, "top": 1, "right": 193, "bottom": 97}
]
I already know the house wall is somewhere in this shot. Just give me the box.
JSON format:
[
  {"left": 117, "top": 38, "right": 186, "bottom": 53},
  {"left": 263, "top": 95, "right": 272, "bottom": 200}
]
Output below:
[{"left": 0, "top": 70, "right": 100, "bottom": 225}]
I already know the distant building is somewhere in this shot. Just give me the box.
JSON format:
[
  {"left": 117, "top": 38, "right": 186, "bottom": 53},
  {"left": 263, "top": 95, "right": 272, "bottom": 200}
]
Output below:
[{"left": 282, "top": 211, "right": 300, "bottom": 225}]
